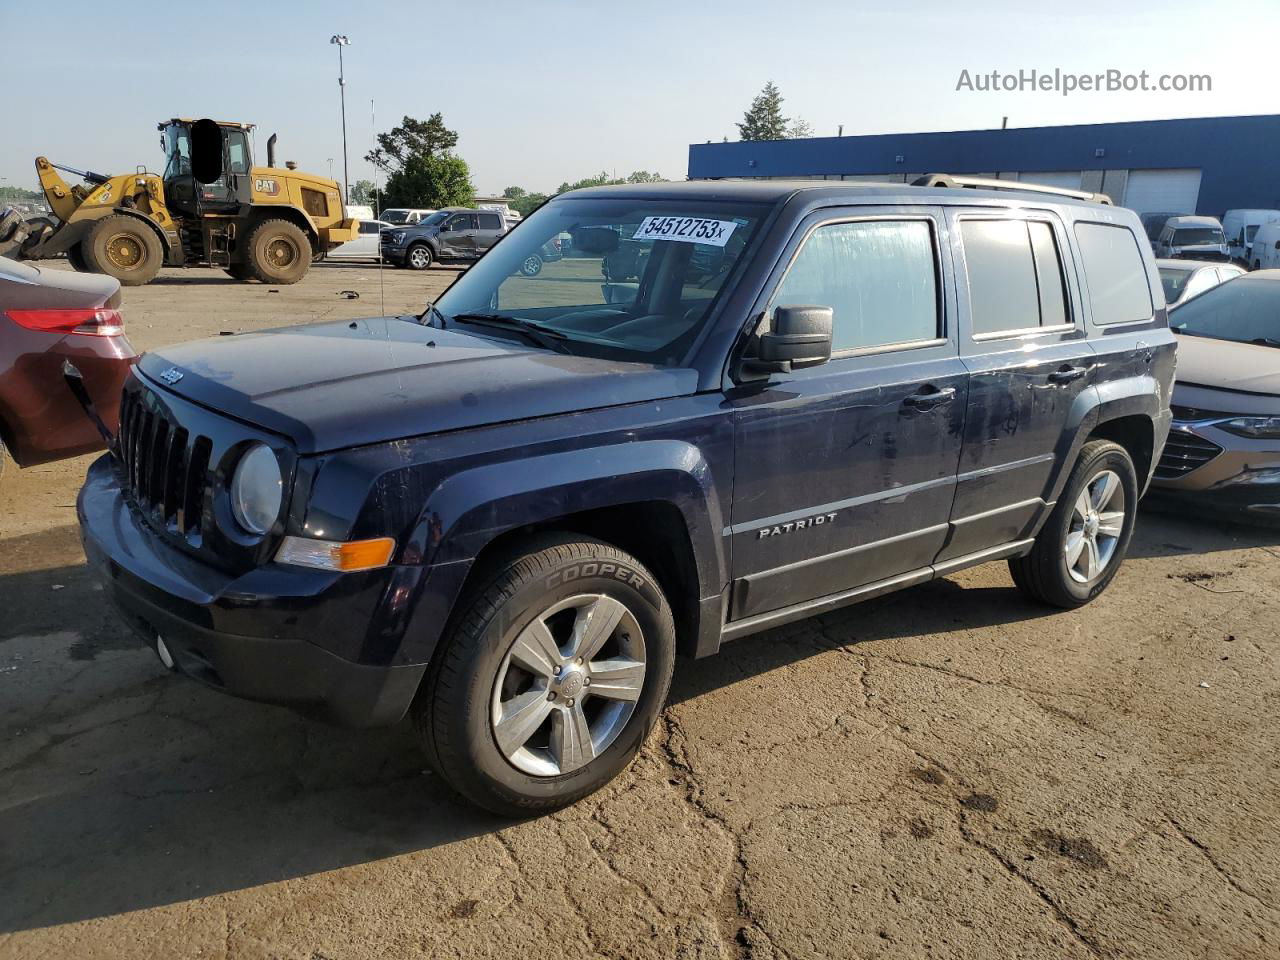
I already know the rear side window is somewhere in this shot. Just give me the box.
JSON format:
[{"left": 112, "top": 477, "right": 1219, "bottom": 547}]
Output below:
[
  {"left": 772, "top": 219, "right": 939, "bottom": 352},
  {"left": 478, "top": 213, "right": 503, "bottom": 230},
  {"left": 1074, "top": 222, "right": 1154, "bottom": 325},
  {"left": 960, "top": 218, "right": 1069, "bottom": 335}
]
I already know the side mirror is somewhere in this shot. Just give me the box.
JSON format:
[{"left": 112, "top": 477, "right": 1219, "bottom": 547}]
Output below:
[
  {"left": 752, "top": 305, "right": 833, "bottom": 372},
  {"left": 190, "top": 118, "right": 225, "bottom": 185}
]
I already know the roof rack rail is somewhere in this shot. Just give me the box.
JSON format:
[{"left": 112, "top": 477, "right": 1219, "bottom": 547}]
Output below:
[{"left": 910, "top": 173, "right": 1113, "bottom": 205}]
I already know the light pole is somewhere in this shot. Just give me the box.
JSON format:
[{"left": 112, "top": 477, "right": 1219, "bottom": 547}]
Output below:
[{"left": 329, "top": 34, "right": 351, "bottom": 205}]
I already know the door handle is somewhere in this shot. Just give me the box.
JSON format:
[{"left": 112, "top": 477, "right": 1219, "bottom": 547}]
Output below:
[
  {"left": 1047, "top": 364, "right": 1088, "bottom": 384},
  {"left": 902, "top": 386, "right": 956, "bottom": 411}
]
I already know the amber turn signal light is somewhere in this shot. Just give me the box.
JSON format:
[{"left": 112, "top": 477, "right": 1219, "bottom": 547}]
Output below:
[{"left": 275, "top": 536, "right": 396, "bottom": 572}]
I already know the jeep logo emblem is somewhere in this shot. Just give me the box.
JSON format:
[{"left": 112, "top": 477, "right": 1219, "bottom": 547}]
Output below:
[{"left": 159, "top": 367, "right": 184, "bottom": 384}]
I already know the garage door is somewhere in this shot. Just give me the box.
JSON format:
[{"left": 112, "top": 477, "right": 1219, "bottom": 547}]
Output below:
[
  {"left": 1123, "top": 169, "right": 1202, "bottom": 215},
  {"left": 1018, "top": 171, "right": 1082, "bottom": 190}
]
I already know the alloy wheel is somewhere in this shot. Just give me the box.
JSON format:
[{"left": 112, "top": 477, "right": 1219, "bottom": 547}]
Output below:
[
  {"left": 490, "top": 594, "right": 646, "bottom": 777},
  {"left": 1064, "top": 469, "right": 1125, "bottom": 584}
]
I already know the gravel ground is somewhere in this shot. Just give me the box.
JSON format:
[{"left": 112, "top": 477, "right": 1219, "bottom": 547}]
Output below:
[{"left": 1, "top": 261, "right": 1278, "bottom": 960}]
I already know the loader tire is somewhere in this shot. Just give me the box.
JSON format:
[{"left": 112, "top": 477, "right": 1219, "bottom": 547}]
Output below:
[
  {"left": 84, "top": 215, "right": 164, "bottom": 286},
  {"left": 245, "top": 219, "right": 311, "bottom": 285},
  {"left": 224, "top": 263, "right": 253, "bottom": 281}
]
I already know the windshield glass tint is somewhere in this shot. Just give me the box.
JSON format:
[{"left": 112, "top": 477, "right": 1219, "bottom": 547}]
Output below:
[
  {"left": 1170, "top": 279, "right": 1280, "bottom": 343},
  {"left": 433, "top": 197, "right": 768, "bottom": 365},
  {"left": 1173, "top": 228, "right": 1224, "bottom": 246},
  {"left": 1160, "top": 268, "right": 1192, "bottom": 301}
]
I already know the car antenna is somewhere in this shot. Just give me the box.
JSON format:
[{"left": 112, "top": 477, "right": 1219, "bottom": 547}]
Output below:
[{"left": 371, "top": 98, "right": 385, "bottom": 319}]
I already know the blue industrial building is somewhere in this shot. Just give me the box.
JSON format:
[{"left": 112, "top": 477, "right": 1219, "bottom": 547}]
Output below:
[{"left": 687, "top": 114, "right": 1280, "bottom": 216}]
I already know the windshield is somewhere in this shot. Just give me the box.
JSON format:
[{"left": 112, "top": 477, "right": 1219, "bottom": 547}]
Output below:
[
  {"left": 423, "top": 210, "right": 450, "bottom": 226},
  {"left": 432, "top": 197, "right": 768, "bottom": 365},
  {"left": 1170, "top": 279, "right": 1280, "bottom": 344},
  {"left": 1173, "top": 228, "right": 1225, "bottom": 246},
  {"left": 1159, "top": 267, "right": 1193, "bottom": 301},
  {"left": 381, "top": 209, "right": 410, "bottom": 224},
  {"left": 161, "top": 123, "right": 191, "bottom": 181}
]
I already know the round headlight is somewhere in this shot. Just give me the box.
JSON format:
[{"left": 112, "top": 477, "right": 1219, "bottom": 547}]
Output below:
[{"left": 230, "top": 443, "right": 282, "bottom": 535}]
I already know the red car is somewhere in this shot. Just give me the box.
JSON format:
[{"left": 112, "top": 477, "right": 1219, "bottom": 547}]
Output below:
[{"left": 0, "top": 255, "right": 136, "bottom": 473}]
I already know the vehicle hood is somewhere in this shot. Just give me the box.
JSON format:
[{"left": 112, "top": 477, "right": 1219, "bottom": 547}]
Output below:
[
  {"left": 137, "top": 317, "right": 698, "bottom": 453},
  {"left": 1174, "top": 333, "right": 1280, "bottom": 395}
]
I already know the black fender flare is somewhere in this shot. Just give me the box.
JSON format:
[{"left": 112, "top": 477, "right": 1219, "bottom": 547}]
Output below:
[{"left": 395, "top": 439, "right": 727, "bottom": 663}]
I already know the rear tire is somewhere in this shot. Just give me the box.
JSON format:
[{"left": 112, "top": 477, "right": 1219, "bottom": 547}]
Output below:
[
  {"left": 1008, "top": 439, "right": 1138, "bottom": 608},
  {"left": 244, "top": 219, "right": 311, "bottom": 284},
  {"left": 405, "top": 243, "right": 433, "bottom": 270},
  {"left": 83, "top": 215, "right": 164, "bottom": 286},
  {"left": 519, "top": 254, "right": 543, "bottom": 277},
  {"left": 412, "top": 535, "right": 675, "bottom": 816}
]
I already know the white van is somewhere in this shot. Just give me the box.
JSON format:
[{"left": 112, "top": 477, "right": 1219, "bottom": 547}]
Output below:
[
  {"left": 379, "top": 208, "right": 436, "bottom": 226},
  {"left": 1154, "top": 216, "right": 1230, "bottom": 261},
  {"left": 1250, "top": 221, "right": 1280, "bottom": 270},
  {"left": 1221, "top": 209, "right": 1280, "bottom": 263}
]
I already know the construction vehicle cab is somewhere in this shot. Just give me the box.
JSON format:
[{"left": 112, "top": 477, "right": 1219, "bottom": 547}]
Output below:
[{"left": 11, "top": 118, "right": 358, "bottom": 286}]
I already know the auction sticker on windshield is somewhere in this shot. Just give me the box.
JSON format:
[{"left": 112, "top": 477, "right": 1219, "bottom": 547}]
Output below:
[{"left": 633, "top": 216, "right": 738, "bottom": 247}]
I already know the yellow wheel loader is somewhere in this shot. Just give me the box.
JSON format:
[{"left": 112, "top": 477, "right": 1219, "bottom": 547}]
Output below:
[{"left": 13, "top": 118, "right": 358, "bottom": 286}]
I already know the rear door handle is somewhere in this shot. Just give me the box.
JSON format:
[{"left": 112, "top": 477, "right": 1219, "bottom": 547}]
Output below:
[
  {"left": 1047, "top": 364, "right": 1089, "bottom": 384},
  {"left": 902, "top": 386, "right": 956, "bottom": 412}
]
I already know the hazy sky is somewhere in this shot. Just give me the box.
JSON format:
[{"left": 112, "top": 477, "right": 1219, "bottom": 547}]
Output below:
[{"left": 3, "top": 0, "right": 1274, "bottom": 196}]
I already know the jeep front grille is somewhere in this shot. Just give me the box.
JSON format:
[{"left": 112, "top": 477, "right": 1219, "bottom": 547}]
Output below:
[
  {"left": 1154, "top": 428, "right": 1224, "bottom": 480},
  {"left": 116, "top": 387, "right": 212, "bottom": 537}
]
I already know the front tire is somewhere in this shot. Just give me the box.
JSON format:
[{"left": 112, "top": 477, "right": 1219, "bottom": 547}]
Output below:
[
  {"left": 244, "top": 219, "right": 311, "bottom": 284},
  {"left": 66, "top": 242, "right": 92, "bottom": 273},
  {"left": 413, "top": 535, "right": 675, "bottom": 816},
  {"left": 83, "top": 215, "right": 164, "bottom": 286},
  {"left": 405, "top": 243, "right": 433, "bottom": 270},
  {"left": 1009, "top": 439, "right": 1138, "bottom": 608},
  {"left": 519, "top": 254, "right": 543, "bottom": 277}
]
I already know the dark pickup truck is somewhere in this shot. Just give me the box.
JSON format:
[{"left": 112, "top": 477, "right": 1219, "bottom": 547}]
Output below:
[{"left": 78, "top": 177, "right": 1174, "bottom": 815}]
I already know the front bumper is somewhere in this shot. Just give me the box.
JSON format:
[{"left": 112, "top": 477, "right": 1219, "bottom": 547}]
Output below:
[
  {"left": 77, "top": 455, "right": 425, "bottom": 726},
  {"left": 1150, "top": 420, "right": 1280, "bottom": 515}
]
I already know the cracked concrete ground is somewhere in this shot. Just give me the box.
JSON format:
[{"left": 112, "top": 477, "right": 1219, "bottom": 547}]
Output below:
[{"left": 3, "top": 264, "right": 1279, "bottom": 959}]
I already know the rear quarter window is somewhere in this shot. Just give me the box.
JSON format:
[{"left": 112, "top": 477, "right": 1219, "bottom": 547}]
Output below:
[{"left": 1073, "top": 222, "right": 1154, "bottom": 325}]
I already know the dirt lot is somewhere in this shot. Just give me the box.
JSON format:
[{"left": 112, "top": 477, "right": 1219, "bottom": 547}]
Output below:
[{"left": 2, "top": 261, "right": 1279, "bottom": 960}]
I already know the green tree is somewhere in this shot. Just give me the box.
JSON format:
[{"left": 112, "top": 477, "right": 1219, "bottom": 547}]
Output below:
[
  {"left": 348, "top": 179, "right": 377, "bottom": 205},
  {"left": 737, "top": 81, "right": 789, "bottom": 141},
  {"left": 0, "top": 186, "right": 43, "bottom": 202},
  {"left": 382, "top": 154, "right": 474, "bottom": 209},
  {"left": 365, "top": 113, "right": 474, "bottom": 209},
  {"left": 787, "top": 118, "right": 815, "bottom": 139}
]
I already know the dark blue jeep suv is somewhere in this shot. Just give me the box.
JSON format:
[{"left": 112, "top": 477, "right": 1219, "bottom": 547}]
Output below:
[{"left": 78, "top": 177, "right": 1174, "bottom": 814}]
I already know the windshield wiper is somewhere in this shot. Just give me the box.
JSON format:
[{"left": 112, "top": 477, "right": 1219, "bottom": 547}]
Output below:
[{"left": 449, "top": 312, "right": 571, "bottom": 352}]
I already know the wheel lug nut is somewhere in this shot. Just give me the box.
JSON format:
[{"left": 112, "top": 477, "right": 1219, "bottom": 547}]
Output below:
[
  {"left": 584, "top": 677, "right": 591, "bottom": 686},
  {"left": 576, "top": 657, "right": 583, "bottom": 665},
  {"left": 567, "top": 699, "right": 575, "bottom": 707},
  {"left": 553, "top": 665, "right": 561, "bottom": 675},
  {"left": 548, "top": 691, "right": 557, "bottom": 701}
]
